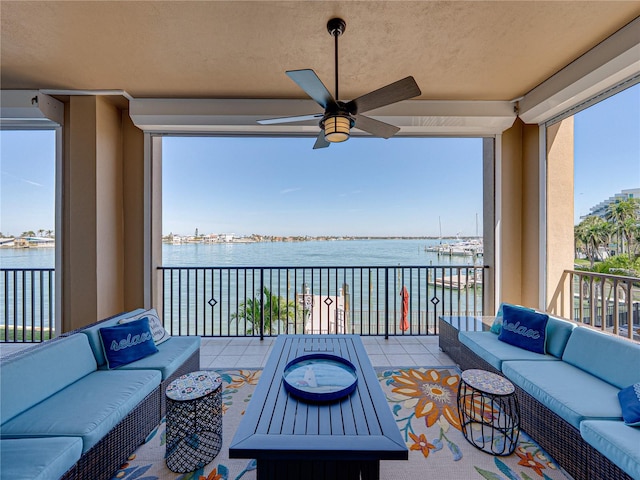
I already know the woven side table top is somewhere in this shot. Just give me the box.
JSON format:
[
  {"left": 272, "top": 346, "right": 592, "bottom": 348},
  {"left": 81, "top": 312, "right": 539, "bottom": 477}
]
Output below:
[{"left": 461, "top": 369, "right": 515, "bottom": 395}]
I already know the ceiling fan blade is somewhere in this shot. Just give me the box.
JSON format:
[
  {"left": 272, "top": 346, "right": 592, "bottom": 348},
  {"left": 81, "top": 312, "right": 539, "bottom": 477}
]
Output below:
[
  {"left": 346, "top": 76, "right": 421, "bottom": 114},
  {"left": 354, "top": 114, "right": 400, "bottom": 139},
  {"left": 313, "top": 131, "right": 330, "bottom": 149},
  {"left": 257, "top": 113, "right": 322, "bottom": 125},
  {"left": 286, "top": 69, "right": 337, "bottom": 110}
]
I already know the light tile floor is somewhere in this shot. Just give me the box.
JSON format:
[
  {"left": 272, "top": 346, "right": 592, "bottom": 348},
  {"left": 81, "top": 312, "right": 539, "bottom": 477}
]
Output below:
[
  {"left": 1, "top": 335, "right": 455, "bottom": 369},
  {"left": 201, "top": 335, "right": 454, "bottom": 369}
]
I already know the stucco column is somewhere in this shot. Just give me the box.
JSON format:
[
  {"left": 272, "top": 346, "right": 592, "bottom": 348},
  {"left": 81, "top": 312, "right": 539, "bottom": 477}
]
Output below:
[
  {"left": 546, "top": 117, "right": 574, "bottom": 317},
  {"left": 62, "top": 96, "right": 144, "bottom": 331},
  {"left": 496, "top": 119, "right": 541, "bottom": 309}
]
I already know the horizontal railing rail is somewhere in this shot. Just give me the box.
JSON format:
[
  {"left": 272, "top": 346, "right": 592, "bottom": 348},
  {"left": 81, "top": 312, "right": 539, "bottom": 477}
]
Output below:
[
  {"left": 0, "top": 268, "right": 55, "bottom": 343},
  {"left": 567, "top": 269, "right": 640, "bottom": 341},
  {"left": 159, "top": 265, "right": 487, "bottom": 338}
]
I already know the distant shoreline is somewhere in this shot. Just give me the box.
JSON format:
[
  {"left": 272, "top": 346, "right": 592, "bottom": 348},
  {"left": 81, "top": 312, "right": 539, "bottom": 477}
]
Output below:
[{"left": 163, "top": 235, "right": 481, "bottom": 245}]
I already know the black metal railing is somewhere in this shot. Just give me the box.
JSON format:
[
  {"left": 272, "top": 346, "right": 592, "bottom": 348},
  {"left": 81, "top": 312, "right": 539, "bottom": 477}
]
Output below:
[
  {"left": 159, "top": 265, "right": 487, "bottom": 338},
  {"left": 568, "top": 269, "right": 640, "bottom": 341},
  {"left": 1, "top": 268, "right": 55, "bottom": 343}
]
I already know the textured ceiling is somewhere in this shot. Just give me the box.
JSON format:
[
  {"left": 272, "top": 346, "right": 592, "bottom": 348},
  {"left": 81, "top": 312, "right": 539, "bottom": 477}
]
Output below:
[{"left": 1, "top": 1, "right": 639, "bottom": 103}]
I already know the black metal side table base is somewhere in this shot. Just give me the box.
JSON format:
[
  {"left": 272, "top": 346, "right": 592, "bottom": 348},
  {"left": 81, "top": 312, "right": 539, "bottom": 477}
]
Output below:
[
  {"left": 457, "top": 369, "right": 520, "bottom": 456},
  {"left": 165, "top": 371, "right": 223, "bottom": 473}
]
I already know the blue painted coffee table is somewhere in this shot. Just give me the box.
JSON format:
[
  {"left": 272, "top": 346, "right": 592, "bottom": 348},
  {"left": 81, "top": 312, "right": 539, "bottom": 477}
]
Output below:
[{"left": 229, "top": 335, "right": 408, "bottom": 480}]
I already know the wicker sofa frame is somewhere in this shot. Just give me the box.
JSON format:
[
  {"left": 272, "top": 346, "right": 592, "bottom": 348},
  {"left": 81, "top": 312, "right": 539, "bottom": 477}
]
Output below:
[
  {"left": 1, "top": 311, "right": 200, "bottom": 480},
  {"left": 439, "top": 317, "right": 632, "bottom": 480}
]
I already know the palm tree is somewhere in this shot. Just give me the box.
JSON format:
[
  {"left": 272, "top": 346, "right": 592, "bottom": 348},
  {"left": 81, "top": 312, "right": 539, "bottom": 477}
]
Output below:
[
  {"left": 605, "top": 198, "right": 640, "bottom": 257},
  {"left": 575, "top": 216, "right": 612, "bottom": 268},
  {"left": 232, "top": 287, "right": 299, "bottom": 335},
  {"left": 20, "top": 230, "right": 36, "bottom": 238}
]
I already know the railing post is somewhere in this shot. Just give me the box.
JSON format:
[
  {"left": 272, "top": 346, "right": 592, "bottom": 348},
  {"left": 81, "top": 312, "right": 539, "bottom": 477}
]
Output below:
[
  {"left": 384, "top": 267, "right": 389, "bottom": 340},
  {"left": 259, "top": 268, "right": 264, "bottom": 341}
]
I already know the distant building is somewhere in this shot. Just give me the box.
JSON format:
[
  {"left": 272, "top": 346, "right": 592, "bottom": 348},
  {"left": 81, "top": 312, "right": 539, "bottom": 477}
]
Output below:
[{"left": 582, "top": 188, "right": 640, "bottom": 220}]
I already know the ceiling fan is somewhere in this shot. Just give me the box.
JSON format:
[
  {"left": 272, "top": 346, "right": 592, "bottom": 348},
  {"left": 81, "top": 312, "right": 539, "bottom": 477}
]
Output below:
[{"left": 258, "top": 18, "right": 422, "bottom": 149}]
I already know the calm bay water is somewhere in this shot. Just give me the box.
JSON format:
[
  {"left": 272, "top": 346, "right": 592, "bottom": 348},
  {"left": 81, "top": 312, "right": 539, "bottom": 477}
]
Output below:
[
  {"left": 1, "top": 239, "right": 483, "bottom": 334},
  {"left": 0, "top": 238, "right": 481, "bottom": 268}
]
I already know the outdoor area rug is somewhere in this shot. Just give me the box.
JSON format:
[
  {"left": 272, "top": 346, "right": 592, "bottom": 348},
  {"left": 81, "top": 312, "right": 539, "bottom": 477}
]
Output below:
[{"left": 110, "top": 367, "right": 572, "bottom": 480}]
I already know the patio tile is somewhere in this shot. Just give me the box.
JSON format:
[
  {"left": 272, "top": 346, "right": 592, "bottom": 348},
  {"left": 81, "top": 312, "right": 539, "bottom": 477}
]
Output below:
[
  {"left": 367, "top": 354, "right": 391, "bottom": 367},
  {"left": 364, "top": 343, "right": 384, "bottom": 355},
  {"left": 377, "top": 344, "right": 407, "bottom": 354},
  {"left": 237, "top": 354, "right": 267, "bottom": 368},
  {"left": 219, "top": 345, "right": 248, "bottom": 355},
  {"left": 409, "top": 353, "right": 441, "bottom": 366},
  {"left": 400, "top": 343, "right": 429, "bottom": 354},
  {"left": 385, "top": 354, "right": 414, "bottom": 366},
  {"left": 244, "top": 345, "right": 272, "bottom": 355},
  {"left": 207, "top": 355, "right": 243, "bottom": 368}
]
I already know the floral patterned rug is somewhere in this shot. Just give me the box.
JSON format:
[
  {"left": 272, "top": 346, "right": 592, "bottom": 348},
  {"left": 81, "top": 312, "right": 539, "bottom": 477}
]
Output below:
[{"left": 111, "top": 367, "right": 573, "bottom": 480}]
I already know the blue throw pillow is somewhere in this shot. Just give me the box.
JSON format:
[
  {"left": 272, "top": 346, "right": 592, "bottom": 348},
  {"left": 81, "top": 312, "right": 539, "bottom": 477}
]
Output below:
[
  {"left": 99, "top": 317, "right": 159, "bottom": 369},
  {"left": 618, "top": 383, "right": 640, "bottom": 426},
  {"left": 498, "top": 304, "right": 549, "bottom": 354},
  {"left": 490, "top": 303, "right": 535, "bottom": 335}
]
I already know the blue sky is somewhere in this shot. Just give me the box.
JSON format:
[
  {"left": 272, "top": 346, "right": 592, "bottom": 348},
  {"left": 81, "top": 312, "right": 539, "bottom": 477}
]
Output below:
[{"left": 1, "top": 83, "right": 638, "bottom": 237}]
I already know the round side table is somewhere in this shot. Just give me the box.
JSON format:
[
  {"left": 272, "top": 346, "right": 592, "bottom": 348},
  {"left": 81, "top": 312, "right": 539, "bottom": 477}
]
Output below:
[
  {"left": 457, "top": 369, "right": 520, "bottom": 456},
  {"left": 165, "top": 371, "right": 223, "bottom": 473}
]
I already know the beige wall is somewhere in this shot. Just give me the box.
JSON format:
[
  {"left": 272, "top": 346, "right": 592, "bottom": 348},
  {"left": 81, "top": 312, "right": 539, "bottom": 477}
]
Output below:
[
  {"left": 546, "top": 117, "right": 575, "bottom": 317},
  {"left": 62, "top": 96, "right": 145, "bottom": 331}
]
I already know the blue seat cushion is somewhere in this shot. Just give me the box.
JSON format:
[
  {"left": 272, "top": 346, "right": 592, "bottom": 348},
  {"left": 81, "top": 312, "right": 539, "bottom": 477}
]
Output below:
[
  {"left": 0, "top": 437, "right": 82, "bottom": 480},
  {"left": 502, "top": 360, "right": 622, "bottom": 429},
  {"left": 0, "top": 334, "right": 97, "bottom": 424},
  {"left": 562, "top": 326, "right": 640, "bottom": 389},
  {"left": 0, "top": 370, "right": 160, "bottom": 453},
  {"left": 109, "top": 336, "right": 200, "bottom": 380},
  {"left": 580, "top": 420, "right": 640, "bottom": 480},
  {"left": 458, "top": 331, "right": 558, "bottom": 371}
]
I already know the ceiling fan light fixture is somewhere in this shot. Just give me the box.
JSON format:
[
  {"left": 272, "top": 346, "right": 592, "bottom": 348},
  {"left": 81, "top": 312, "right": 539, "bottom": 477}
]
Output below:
[{"left": 324, "top": 115, "right": 351, "bottom": 142}]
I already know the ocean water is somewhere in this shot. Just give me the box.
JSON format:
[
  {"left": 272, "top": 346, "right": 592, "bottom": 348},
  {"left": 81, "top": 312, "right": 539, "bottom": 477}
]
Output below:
[{"left": 0, "top": 238, "right": 481, "bottom": 268}]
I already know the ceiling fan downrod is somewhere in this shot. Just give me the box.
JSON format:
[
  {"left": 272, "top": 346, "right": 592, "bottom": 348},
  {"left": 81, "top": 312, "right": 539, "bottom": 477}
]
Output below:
[{"left": 327, "top": 18, "right": 346, "bottom": 101}]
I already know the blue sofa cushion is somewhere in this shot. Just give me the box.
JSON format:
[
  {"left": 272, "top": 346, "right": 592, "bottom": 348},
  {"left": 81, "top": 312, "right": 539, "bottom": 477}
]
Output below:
[
  {"left": 498, "top": 304, "right": 548, "bottom": 354},
  {"left": 459, "top": 331, "right": 558, "bottom": 371},
  {"left": 618, "top": 383, "right": 640, "bottom": 426},
  {"left": 0, "top": 334, "right": 97, "bottom": 424},
  {"left": 80, "top": 308, "right": 147, "bottom": 367},
  {"left": 562, "top": 326, "right": 640, "bottom": 389},
  {"left": 0, "top": 437, "right": 83, "bottom": 480},
  {"left": 0, "top": 370, "right": 161, "bottom": 453},
  {"left": 99, "top": 317, "right": 158, "bottom": 369},
  {"left": 118, "top": 308, "right": 171, "bottom": 345},
  {"left": 502, "top": 360, "right": 622, "bottom": 429},
  {"left": 110, "top": 336, "right": 201, "bottom": 380},
  {"left": 544, "top": 315, "right": 576, "bottom": 358},
  {"left": 581, "top": 420, "right": 640, "bottom": 480}
]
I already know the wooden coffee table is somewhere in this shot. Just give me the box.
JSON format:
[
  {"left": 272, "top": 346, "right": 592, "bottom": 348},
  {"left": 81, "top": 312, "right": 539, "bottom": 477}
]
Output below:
[{"left": 229, "top": 335, "right": 407, "bottom": 480}]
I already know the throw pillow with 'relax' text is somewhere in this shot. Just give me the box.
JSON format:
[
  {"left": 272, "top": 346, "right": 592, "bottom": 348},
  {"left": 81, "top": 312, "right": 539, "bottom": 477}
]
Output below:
[
  {"left": 99, "top": 317, "right": 159, "bottom": 369},
  {"left": 498, "top": 304, "right": 549, "bottom": 354}
]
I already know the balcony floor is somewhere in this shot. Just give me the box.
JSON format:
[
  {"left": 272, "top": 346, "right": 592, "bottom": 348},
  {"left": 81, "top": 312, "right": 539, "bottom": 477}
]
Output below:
[{"left": 0, "top": 335, "right": 455, "bottom": 368}]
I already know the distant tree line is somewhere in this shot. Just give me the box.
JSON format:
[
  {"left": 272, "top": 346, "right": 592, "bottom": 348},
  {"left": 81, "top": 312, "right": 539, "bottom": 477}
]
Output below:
[{"left": 0, "top": 229, "right": 55, "bottom": 238}]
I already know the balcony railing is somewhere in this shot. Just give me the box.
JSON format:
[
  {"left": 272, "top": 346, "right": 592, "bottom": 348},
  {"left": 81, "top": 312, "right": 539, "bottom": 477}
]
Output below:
[
  {"left": 567, "top": 269, "right": 640, "bottom": 341},
  {"left": 1, "top": 268, "right": 55, "bottom": 342},
  {"left": 159, "top": 265, "right": 487, "bottom": 338}
]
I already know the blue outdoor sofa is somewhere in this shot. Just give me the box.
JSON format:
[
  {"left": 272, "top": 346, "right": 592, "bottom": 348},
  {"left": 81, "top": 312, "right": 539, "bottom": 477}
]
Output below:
[
  {"left": 0, "top": 308, "right": 201, "bottom": 480},
  {"left": 439, "top": 306, "right": 640, "bottom": 480}
]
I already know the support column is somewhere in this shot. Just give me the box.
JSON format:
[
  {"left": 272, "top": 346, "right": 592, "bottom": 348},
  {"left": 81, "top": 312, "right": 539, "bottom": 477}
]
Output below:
[
  {"left": 546, "top": 118, "right": 575, "bottom": 317},
  {"left": 497, "top": 119, "right": 541, "bottom": 308},
  {"left": 62, "top": 96, "right": 144, "bottom": 331}
]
